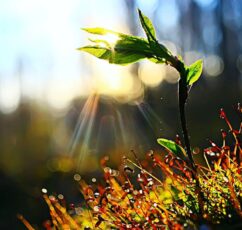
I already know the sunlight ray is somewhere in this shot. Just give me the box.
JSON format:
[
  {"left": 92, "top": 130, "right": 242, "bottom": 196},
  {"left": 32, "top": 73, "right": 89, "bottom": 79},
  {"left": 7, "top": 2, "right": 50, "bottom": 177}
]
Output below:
[
  {"left": 78, "top": 94, "right": 99, "bottom": 163},
  {"left": 115, "top": 110, "right": 127, "bottom": 147},
  {"left": 68, "top": 94, "right": 99, "bottom": 157},
  {"left": 136, "top": 102, "right": 162, "bottom": 133}
]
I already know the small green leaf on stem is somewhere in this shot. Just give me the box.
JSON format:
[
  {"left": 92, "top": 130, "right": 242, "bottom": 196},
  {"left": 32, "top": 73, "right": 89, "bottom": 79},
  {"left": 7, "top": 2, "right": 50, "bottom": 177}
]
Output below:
[
  {"left": 157, "top": 138, "right": 187, "bottom": 160},
  {"left": 138, "top": 9, "right": 156, "bottom": 42},
  {"left": 80, "top": 26, "right": 161, "bottom": 65},
  {"left": 138, "top": 9, "right": 173, "bottom": 63},
  {"left": 186, "top": 59, "right": 203, "bottom": 85},
  {"left": 78, "top": 46, "right": 111, "bottom": 60},
  {"left": 81, "top": 27, "right": 119, "bottom": 35},
  {"left": 109, "top": 39, "right": 148, "bottom": 65},
  {"left": 80, "top": 11, "right": 175, "bottom": 66},
  {"left": 78, "top": 37, "right": 152, "bottom": 65}
]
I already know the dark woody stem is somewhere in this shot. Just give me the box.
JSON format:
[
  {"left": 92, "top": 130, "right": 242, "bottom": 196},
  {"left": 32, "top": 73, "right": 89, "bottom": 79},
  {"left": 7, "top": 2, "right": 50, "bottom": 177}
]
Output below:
[
  {"left": 172, "top": 59, "right": 195, "bottom": 169},
  {"left": 173, "top": 58, "right": 205, "bottom": 217}
]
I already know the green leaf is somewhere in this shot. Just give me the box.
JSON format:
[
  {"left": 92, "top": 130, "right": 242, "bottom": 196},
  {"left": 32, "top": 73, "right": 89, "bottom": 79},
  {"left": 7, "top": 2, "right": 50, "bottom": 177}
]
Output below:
[
  {"left": 137, "top": 10, "right": 173, "bottom": 63},
  {"left": 78, "top": 36, "right": 154, "bottom": 65},
  {"left": 80, "top": 16, "right": 175, "bottom": 66},
  {"left": 110, "top": 38, "right": 150, "bottom": 65},
  {"left": 81, "top": 27, "right": 118, "bottom": 35},
  {"left": 138, "top": 9, "right": 156, "bottom": 42},
  {"left": 82, "top": 27, "right": 142, "bottom": 41},
  {"left": 149, "top": 41, "right": 173, "bottom": 63},
  {"left": 148, "top": 57, "right": 166, "bottom": 64},
  {"left": 88, "top": 38, "right": 111, "bottom": 48},
  {"left": 79, "top": 28, "right": 160, "bottom": 65},
  {"left": 78, "top": 46, "right": 111, "bottom": 60},
  {"left": 186, "top": 59, "right": 203, "bottom": 85},
  {"left": 157, "top": 138, "right": 187, "bottom": 160},
  {"left": 111, "top": 53, "right": 145, "bottom": 65},
  {"left": 114, "top": 36, "right": 151, "bottom": 54}
]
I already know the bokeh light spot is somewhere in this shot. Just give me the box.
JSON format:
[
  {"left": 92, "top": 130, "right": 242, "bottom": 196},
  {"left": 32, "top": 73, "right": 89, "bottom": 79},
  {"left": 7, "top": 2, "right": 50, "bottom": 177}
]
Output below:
[
  {"left": 139, "top": 60, "right": 165, "bottom": 87},
  {"left": 74, "top": 173, "right": 81, "bottom": 181},
  {"left": 41, "top": 188, "right": 48, "bottom": 194},
  {"left": 194, "top": 0, "right": 218, "bottom": 9},
  {"left": 157, "top": 0, "right": 179, "bottom": 29},
  {"left": 204, "top": 55, "right": 224, "bottom": 77}
]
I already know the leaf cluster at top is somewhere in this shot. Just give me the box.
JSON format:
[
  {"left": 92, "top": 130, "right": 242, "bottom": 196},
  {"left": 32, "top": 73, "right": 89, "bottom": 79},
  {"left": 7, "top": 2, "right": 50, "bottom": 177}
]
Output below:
[{"left": 79, "top": 9, "right": 203, "bottom": 87}]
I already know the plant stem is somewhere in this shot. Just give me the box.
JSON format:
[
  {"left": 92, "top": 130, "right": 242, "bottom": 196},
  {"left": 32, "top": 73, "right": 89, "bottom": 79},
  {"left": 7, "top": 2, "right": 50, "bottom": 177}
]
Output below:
[
  {"left": 174, "top": 59, "right": 205, "bottom": 217},
  {"left": 173, "top": 59, "right": 196, "bottom": 170},
  {"left": 178, "top": 83, "right": 196, "bottom": 171}
]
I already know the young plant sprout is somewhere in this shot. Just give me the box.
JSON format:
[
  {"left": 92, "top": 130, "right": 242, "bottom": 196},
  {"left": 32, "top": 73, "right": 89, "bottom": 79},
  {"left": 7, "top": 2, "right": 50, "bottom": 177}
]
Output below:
[
  {"left": 79, "top": 9, "right": 205, "bottom": 214},
  {"left": 79, "top": 9, "right": 202, "bottom": 170},
  {"left": 20, "top": 9, "right": 241, "bottom": 230}
]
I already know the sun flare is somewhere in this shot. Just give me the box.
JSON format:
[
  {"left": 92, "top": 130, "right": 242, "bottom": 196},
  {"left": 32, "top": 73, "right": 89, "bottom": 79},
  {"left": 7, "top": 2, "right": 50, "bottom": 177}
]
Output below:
[{"left": 101, "top": 33, "right": 119, "bottom": 46}]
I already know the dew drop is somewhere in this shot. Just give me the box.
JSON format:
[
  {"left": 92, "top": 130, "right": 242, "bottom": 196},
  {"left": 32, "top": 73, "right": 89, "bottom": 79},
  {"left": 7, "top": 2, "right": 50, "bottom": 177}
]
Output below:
[
  {"left": 41, "top": 188, "right": 47, "bottom": 194},
  {"left": 58, "top": 194, "right": 64, "bottom": 200},
  {"left": 104, "top": 167, "right": 112, "bottom": 174},
  {"left": 74, "top": 174, "right": 81, "bottom": 181},
  {"left": 192, "top": 147, "right": 200, "bottom": 155},
  {"left": 94, "top": 191, "right": 100, "bottom": 198},
  {"left": 133, "top": 190, "right": 138, "bottom": 195},
  {"left": 111, "top": 169, "right": 120, "bottom": 177},
  {"left": 93, "top": 206, "right": 100, "bottom": 212},
  {"left": 147, "top": 181, "right": 154, "bottom": 187}
]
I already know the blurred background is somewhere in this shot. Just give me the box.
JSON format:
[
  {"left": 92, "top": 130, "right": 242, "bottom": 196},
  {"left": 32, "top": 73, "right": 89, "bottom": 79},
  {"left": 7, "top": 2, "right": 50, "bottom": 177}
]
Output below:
[{"left": 0, "top": 0, "right": 242, "bottom": 228}]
